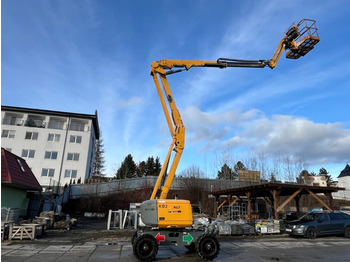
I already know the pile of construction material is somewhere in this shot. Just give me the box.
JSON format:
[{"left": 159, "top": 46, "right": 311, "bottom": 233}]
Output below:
[
  {"left": 1, "top": 212, "right": 77, "bottom": 241},
  {"left": 193, "top": 218, "right": 256, "bottom": 236},
  {"left": 255, "top": 219, "right": 280, "bottom": 234},
  {"left": 39, "top": 212, "right": 77, "bottom": 230}
]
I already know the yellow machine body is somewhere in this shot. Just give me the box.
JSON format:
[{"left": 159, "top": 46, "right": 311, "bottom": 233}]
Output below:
[{"left": 140, "top": 199, "right": 193, "bottom": 228}]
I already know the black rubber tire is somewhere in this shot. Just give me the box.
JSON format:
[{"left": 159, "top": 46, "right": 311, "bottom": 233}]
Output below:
[
  {"left": 196, "top": 234, "right": 220, "bottom": 261},
  {"left": 185, "top": 242, "right": 196, "bottom": 253},
  {"left": 306, "top": 227, "right": 317, "bottom": 239},
  {"left": 344, "top": 227, "right": 350, "bottom": 238},
  {"left": 133, "top": 234, "right": 158, "bottom": 262},
  {"left": 131, "top": 230, "right": 138, "bottom": 246}
]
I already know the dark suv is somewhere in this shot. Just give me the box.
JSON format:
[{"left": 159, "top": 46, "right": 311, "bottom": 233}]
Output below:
[{"left": 285, "top": 211, "right": 350, "bottom": 239}]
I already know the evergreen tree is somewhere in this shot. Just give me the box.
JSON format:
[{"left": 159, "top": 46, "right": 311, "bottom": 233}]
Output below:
[
  {"left": 233, "top": 161, "right": 246, "bottom": 179},
  {"left": 269, "top": 173, "right": 277, "bottom": 182},
  {"left": 154, "top": 157, "right": 162, "bottom": 176},
  {"left": 144, "top": 156, "right": 155, "bottom": 176},
  {"left": 93, "top": 138, "right": 106, "bottom": 178},
  {"left": 116, "top": 154, "right": 137, "bottom": 179},
  {"left": 217, "top": 164, "right": 235, "bottom": 180},
  {"left": 136, "top": 161, "right": 146, "bottom": 177},
  {"left": 318, "top": 167, "right": 332, "bottom": 184}
]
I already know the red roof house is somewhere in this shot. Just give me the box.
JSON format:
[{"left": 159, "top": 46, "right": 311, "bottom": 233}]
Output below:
[
  {"left": 1, "top": 148, "right": 42, "bottom": 219},
  {"left": 2, "top": 148, "right": 42, "bottom": 191}
]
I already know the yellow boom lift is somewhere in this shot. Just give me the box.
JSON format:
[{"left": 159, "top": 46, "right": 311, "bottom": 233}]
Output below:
[{"left": 132, "top": 19, "right": 319, "bottom": 261}]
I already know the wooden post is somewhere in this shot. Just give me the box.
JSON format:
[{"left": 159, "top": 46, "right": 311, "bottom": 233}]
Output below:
[
  {"left": 246, "top": 192, "right": 252, "bottom": 220},
  {"left": 325, "top": 192, "right": 334, "bottom": 210},
  {"left": 273, "top": 189, "right": 278, "bottom": 219},
  {"left": 214, "top": 196, "right": 218, "bottom": 218},
  {"left": 295, "top": 194, "right": 301, "bottom": 218}
]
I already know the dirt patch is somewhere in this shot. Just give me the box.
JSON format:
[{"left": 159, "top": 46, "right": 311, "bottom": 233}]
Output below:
[{"left": 8, "top": 219, "right": 135, "bottom": 245}]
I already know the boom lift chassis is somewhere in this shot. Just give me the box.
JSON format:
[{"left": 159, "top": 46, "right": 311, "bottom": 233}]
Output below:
[{"left": 132, "top": 19, "right": 319, "bottom": 261}]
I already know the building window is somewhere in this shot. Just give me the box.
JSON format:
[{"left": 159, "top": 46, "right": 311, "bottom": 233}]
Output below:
[
  {"left": 64, "top": 169, "right": 77, "bottom": 178},
  {"left": 48, "top": 133, "right": 61, "bottom": 142},
  {"left": 2, "top": 130, "right": 15, "bottom": 138},
  {"left": 25, "top": 131, "right": 39, "bottom": 140},
  {"left": 42, "top": 168, "right": 55, "bottom": 177},
  {"left": 44, "top": 151, "right": 58, "bottom": 159},
  {"left": 21, "top": 149, "right": 35, "bottom": 158},
  {"left": 69, "top": 135, "right": 82, "bottom": 143},
  {"left": 67, "top": 153, "right": 80, "bottom": 161}
]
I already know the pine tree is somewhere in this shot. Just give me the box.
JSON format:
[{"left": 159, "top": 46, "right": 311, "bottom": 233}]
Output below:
[
  {"left": 217, "top": 164, "right": 235, "bottom": 180},
  {"left": 318, "top": 167, "right": 332, "bottom": 184},
  {"left": 116, "top": 154, "right": 137, "bottom": 179},
  {"left": 136, "top": 161, "right": 146, "bottom": 177},
  {"left": 233, "top": 161, "right": 246, "bottom": 179},
  {"left": 93, "top": 138, "right": 106, "bottom": 178}
]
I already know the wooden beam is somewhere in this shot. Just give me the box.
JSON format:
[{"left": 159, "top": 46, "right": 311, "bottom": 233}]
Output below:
[
  {"left": 305, "top": 188, "right": 333, "bottom": 212},
  {"left": 229, "top": 196, "right": 240, "bottom": 207},
  {"left": 217, "top": 199, "right": 227, "bottom": 211},
  {"left": 277, "top": 188, "right": 303, "bottom": 212}
]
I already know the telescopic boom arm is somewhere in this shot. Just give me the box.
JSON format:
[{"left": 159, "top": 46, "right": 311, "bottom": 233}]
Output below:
[{"left": 150, "top": 19, "right": 319, "bottom": 200}]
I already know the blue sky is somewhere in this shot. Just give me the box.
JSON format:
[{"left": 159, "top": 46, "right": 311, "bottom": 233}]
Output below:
[{"left": 2, "top": 0, "right": 350, "bottom": 181}]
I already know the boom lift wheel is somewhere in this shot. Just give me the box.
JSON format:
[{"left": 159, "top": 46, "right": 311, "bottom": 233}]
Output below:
[
  {"left": 133, "top": 234, "right": 158, "bottom": 262},
  {"left": 195, "top": 234, "right": 220, "bottom": 261}
]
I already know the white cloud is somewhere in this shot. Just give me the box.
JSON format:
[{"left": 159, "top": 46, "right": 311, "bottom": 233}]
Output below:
[{"left": 180, "top": 106, "right": 350, "bottom": 166}]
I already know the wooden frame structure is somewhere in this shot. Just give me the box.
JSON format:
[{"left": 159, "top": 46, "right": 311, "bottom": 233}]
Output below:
[{"left": 212, "top": 183, "right": 344, "bottom": 219}]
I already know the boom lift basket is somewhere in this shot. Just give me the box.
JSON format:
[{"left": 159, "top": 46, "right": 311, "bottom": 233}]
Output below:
[{"left": 285, "top": 19, "right": 319, "bottom": 59}]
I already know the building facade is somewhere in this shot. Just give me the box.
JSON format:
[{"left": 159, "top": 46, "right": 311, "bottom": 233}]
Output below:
[{"left": 1, "top": 106, "right": 100, "bottom": 192}]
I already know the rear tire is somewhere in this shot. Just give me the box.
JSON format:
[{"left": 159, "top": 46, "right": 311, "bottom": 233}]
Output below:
[
  {"left": 306, "top": 227, "right": 317, "bottom": 239},
  {"left": 133, "top": 234, "right": 158, "bottom": 262},
  {"left": 344, "top": 227, "right": 350, "bottom": 238},
  {"left": 196, "top": 234, "right": 220, "bottom": 261}
]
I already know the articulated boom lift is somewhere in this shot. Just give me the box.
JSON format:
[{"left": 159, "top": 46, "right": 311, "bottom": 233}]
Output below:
[{"left": 132, "top": 19, "right": 319, "bottom": 262}]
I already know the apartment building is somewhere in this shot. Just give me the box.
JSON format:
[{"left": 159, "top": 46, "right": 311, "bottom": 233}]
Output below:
[{"left": 1, "top": 105, "right": 100, "bottom": 191}]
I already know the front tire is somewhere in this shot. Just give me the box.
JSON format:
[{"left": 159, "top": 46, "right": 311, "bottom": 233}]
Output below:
[
  {"left": 306, "top": 227, "right": 317, "bottom": 239},
  {"left": 196, "top": 234, "right": 220, "bottom": 261},
  {"left": 133, "top": 234, "right": 158, "bottom": 262}
]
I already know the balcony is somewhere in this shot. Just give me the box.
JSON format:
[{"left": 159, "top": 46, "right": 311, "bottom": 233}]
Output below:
[
  {"left": 48, "top": 121, "right": 65, "bottom": 130},
  {"left": 25, "top": 119, "right": 46, "bottom": 128},
  {"left": 69, "top": 122, "right": 86, "bottom": 132},
  {"left": 2, "top": 117, "right": 24, "bottom": 126}
]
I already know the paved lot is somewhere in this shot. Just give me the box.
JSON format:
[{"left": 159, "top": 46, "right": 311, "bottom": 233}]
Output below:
[{"left": 2, "top": 236, "right": 350, "bottom": 261}]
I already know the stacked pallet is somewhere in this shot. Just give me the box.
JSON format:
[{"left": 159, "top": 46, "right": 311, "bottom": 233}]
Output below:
[{"left": 10, "top": 224, "right": 43, "bottom": 240}]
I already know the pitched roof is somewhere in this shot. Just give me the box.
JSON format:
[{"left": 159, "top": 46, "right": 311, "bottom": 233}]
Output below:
[
  {"left": 1, "top": 148, "right": 42, "bottom": 191},
  {"left": 338, "top": 164, "right": 350, "bottom": 178}
]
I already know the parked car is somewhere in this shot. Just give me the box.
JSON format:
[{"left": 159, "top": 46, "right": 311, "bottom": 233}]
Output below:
[{"left": 285, "top": 211, "right": 350, "bottom": 239}]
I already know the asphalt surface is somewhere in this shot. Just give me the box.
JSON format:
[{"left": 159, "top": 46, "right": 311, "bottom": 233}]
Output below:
[{"left": 2, "top": 220, "right": 350, "bottom": 261}]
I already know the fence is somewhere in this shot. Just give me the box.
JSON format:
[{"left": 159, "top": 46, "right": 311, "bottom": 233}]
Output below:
[
  {"left": 48, "top": 178, "right": 350, "bottom": 210},
  {"left": 68, "top": 177, "right": 262, "bottom": 199}
]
